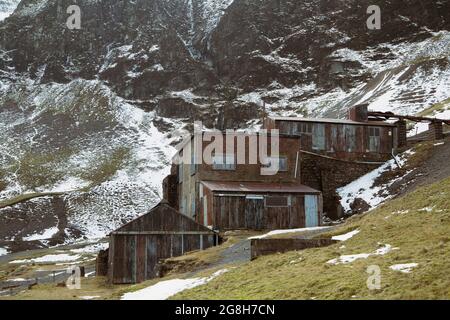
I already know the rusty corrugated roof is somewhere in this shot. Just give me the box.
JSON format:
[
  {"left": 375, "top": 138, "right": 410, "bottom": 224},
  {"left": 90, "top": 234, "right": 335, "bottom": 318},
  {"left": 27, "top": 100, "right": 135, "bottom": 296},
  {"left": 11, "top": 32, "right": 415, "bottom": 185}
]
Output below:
[
  {"left": 201, "top": 181, "right": 321, "bottom": 194},
  {"left": 270, "top": 116, "right": 395, "bottom": 127}
]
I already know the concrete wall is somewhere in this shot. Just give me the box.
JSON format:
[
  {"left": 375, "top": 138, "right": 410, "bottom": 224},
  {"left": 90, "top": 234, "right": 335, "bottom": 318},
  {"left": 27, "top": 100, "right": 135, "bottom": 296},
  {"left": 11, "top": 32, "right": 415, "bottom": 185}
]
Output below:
[{"left": 250, "top": 238, "right": 337, "bottom": 259}]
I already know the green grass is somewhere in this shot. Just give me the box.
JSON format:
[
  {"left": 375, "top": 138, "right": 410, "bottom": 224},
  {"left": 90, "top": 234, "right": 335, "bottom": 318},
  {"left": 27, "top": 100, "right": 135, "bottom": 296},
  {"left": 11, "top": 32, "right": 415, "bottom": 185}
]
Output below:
[
  {"left": 174, "top": 177, "right": 450, "bottom": 300},
  {"left": 0, "top": 192, "right": 65, "bottom": 209},
  {"left": 7, "top": 148, "right": 76, "bottom": 190},
  {"left": 417, "top": 98, "right": 450, "bottom": 117},
  {"left": 79, "top": 147, "right": 131, "bottom": 187}
]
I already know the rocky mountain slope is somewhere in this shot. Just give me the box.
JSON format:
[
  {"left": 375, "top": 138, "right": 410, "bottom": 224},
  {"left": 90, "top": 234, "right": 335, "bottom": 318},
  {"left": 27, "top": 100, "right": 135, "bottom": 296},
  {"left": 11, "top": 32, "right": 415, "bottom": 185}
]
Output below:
[
  {"left": 0, "top": 0, "right": 449, "bottom": 253},
  {"left": 0, "top": 0, "right": 19, "bottom": 21}
]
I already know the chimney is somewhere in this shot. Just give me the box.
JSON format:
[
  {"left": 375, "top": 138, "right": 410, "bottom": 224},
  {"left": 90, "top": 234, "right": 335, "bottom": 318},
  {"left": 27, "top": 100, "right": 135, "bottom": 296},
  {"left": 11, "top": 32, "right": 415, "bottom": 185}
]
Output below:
[
  {"left": 427, "top": 121, "right": 444, "bottom": 140},
  {"left": 348, "top": 104, "right": 368, "bottom": 122},
  {"left": 395, "top": 119, "right": 407, "bottom": 148}
]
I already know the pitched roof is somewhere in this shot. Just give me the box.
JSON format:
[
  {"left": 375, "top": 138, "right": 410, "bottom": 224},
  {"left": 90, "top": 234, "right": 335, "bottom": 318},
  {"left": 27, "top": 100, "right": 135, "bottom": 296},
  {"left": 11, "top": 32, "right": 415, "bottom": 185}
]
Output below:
[
  {"left": 269, "top": 116, "right": 395, "bottom": 127},
  {"left": 201, "top": 181, "right": 321, "bottom": 194},
  {"left": 111, "top": 202, "right": 215, "bottom": 234}
]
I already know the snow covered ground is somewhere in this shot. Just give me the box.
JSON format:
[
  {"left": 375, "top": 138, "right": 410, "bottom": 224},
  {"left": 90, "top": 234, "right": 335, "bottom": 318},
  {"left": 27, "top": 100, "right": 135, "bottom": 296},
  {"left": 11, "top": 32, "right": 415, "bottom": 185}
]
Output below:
[
  {"left": 327, "top": 244, "right": 398, "bottom": 265},
  {"left": 408, "top": 106, "right": 450, "bottom": 137},
  {"left": 0, "top": 0, "right": 19, "bottom": 21},
  {"left": 331, "top": 229, "right": 360, "bottom": 241},
  {"left": 248, "top": 226, "right": 332, "bottom": 239},
  {"left": 121, "top": 269, "right": 229, "bottom": 300},
  {"left": 10, "top": 254, "right": 81, "bottom": 264},
  {"left": 70, "top": 242, "right": 108, "bottom": 254},
  {"left": 0, "top": 78, "right": 183, "bottom": 242},
  {"left": 389, "top": 263, "right": 418, "bottom": 273},
  {"left": 0, "top": 247, "right": 8, "bottom": 256},
  {"left": 22, "top": 227, "right": 59, "bottom": 241},
  {"left": 338, "top": 150, "right": 414, "bottom": 213}
]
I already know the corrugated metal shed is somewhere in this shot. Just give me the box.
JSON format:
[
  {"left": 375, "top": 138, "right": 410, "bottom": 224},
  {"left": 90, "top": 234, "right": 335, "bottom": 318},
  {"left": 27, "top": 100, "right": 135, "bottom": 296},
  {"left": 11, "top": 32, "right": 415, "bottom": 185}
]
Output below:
[
  {"left": 200, "top": 181, "right": 323, "bottom": 230},
  {"left": 107, "top": 202, "right": 217, "bottom": 284}
]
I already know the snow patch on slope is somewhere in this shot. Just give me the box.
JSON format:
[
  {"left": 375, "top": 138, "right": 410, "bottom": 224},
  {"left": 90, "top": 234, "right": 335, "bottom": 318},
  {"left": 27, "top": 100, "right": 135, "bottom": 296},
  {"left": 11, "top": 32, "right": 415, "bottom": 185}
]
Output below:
[
  {"left": 22, "top": 227, "right": 59, "bottom": 241},
  {"left": 249, "top": 227, "right": 332, "bottom": 239},
  {"left": 0, "top": 247, "right": 8, "bottom": 256},
  {"left": 0, "top": 78, "right": 182, "bottom": 241},
  {"left": 10, "top": 254, "right": 81, "bottom": 264},
  {"left": 327, "top": 244, "right": 397, "bottom": 265},
  {"left": 338, "top": 150, "right": 414, "bottom": 213},
  {"left": 0, "top": 0, "right": 19, "bottom": 21},
  {"left": 389, "top": 263, "right": 418, "bottom": 273},
  {"left": 121, "top": 269, "right": 229, "bottom": 300},
  {"left": 331, "top": 229, "right": 360, "bottom": 241},
  {"left": 201, "top": 0, "right": 234, "bottom": 35}
]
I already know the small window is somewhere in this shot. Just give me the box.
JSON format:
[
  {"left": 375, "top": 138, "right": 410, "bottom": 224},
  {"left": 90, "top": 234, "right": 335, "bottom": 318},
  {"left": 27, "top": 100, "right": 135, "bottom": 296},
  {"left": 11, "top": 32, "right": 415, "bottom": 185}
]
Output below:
[
  {"left": 344, "top": 125, "right": 356, "bottom": 152},
  {"left": 212, "top": 154, "right": 236, "bottom": 170},
  {"left": 265, "top": 196, "right": 289, "bottom": 207},
  {"left": 312, "top": 123, "right": 326, "bottom": 151},
  {"left": 261, "top": 156, "right": 288, "bottom": 172},
  {"left": 368, "top": 127, "right": 381, "bottom": 152},
  {"left": 294, "top": 122, "right": 312, "bottom": 135}
]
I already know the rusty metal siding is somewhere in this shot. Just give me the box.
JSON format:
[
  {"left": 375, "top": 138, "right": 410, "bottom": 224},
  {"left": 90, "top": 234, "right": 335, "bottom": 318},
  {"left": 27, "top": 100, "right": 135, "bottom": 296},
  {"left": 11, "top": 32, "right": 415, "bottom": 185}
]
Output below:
[
  {"left": 273, "top": 120, "right": 394, "bottom": 161},
  {"left": 211, "top": 192, "right": 321, "bottom": 230}
]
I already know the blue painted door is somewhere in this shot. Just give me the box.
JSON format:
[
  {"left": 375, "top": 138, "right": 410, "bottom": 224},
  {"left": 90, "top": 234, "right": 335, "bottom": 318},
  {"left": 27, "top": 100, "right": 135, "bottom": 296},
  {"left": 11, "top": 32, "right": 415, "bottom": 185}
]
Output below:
[{"left": 304, "top": 195, "right": 318, "bottom": 227}]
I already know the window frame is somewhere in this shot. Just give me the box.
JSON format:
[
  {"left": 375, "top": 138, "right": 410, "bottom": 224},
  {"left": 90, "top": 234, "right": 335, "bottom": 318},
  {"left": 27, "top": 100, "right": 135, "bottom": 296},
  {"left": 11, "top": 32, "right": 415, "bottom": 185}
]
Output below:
[
  {"left": 265, "top": 195, "right": 290, "bottom": 208},
  {"left": 312, "top": 123, "right": 326, "bottom": 151},
  {"left": 368, "top": 127, "right": 381, "bottom": 152},
  {"left": 261, "top": 156, "right": 288, "bottom": 172},
  {"left": 212, "top": 153, "right": 236, "bottom": 171}
]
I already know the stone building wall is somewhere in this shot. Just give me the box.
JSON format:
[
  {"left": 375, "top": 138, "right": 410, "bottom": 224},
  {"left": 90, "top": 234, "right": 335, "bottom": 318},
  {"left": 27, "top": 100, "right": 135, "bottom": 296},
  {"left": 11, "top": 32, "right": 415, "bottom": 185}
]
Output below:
[{"left": 300, "top": 152, "right": 383, "bottom": 219}]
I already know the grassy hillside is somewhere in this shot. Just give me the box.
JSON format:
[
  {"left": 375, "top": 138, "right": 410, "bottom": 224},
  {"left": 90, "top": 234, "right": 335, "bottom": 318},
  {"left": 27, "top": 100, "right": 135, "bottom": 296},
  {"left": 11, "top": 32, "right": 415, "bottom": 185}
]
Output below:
[{"left": 175, "top": 177, "right": 450, "bottom": 300}]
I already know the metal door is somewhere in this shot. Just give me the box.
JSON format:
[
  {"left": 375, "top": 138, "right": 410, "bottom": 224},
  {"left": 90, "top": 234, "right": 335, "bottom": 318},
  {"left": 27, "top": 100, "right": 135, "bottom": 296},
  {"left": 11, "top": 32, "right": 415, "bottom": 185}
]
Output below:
[
  {"left": 245, "top": 196, "right": 265, "bottom": 230},
  {"left": 305, "top": 195, "right": 319, "bottom": 227}
]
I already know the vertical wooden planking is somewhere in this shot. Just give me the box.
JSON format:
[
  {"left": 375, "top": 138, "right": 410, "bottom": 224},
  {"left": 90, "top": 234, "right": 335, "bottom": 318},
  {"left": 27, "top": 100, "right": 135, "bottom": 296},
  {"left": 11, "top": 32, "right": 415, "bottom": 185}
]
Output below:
[
  {"left": 146, "top": 235, "right": 157, "bottom": 279},
  {"left": 135, "top": 236, "right": 146, "bottom": 283}
]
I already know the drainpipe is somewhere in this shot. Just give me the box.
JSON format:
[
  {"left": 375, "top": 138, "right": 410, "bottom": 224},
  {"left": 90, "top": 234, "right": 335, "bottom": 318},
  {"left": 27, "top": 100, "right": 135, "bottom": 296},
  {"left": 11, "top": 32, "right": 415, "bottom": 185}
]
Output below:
[
  {"left": 294, "top": 151, "right": 299, "bottom": 179},
  {"left": 391, "top": 149, "right": 402, "bottom": 168}
]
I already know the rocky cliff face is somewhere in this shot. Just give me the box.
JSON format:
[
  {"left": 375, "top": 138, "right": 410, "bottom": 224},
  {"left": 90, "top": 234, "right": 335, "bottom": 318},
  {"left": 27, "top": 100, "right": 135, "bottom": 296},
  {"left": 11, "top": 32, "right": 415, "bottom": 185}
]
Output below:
[{"left": 0, "top": 0, "right": 449, "bottom": 253}]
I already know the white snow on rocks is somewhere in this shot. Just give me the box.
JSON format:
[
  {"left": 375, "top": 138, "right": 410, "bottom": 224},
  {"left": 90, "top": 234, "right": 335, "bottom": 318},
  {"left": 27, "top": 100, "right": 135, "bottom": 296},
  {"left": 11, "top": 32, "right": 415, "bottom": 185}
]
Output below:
[
  {"left": 13, "top": 0, "right": 49, "bottom": 18},
  {"left": 0, "top": 247, "right": 8, "bottom": 256},
  {"left": 248, "top": 227, "right": 332, "bottom": 239},
  {"left": 389, "top": 263, "right": 418, "bottom": 273},
  {"left": 201, "top": 0, "right": 234, "bottom": 35},
  {"left": 338, "top": 150, "right": 413, "bottom": 213},
  {"left": 121, "top": 269, "right": 229, "bottom": 300},
  {"left": 22, "top": 227, "right": 59, "bottom": 241},
  {"left": 10, "top": 254, "right": 81, "bottom": 264},
  {"left": 42, "top": 177, "right": 90, "bottom": 193},
  {"left": 331, "top": 229, "right": 360, "bottom": 241},
  {"left": 0, "top": 78, "right": 180, "bottom": 241},
  {"left": 79, "top": 296, "right": 101, "bottom": 300},
  {"left": 0, "top": 0, "right": 19, "bottom": 21},
  {"left": 327, "top": 244, "right": 397, "bottom": 265}
]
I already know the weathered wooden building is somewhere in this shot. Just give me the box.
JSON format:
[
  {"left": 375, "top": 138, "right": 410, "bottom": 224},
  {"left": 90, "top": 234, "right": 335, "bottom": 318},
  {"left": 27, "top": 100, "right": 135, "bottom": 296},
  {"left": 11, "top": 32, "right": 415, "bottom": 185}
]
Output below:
[
  {"left": 263, "top": 106, "right": 397, "bottom": 162},
  {"left": 163, "top": 131, "right": 325, "bottom": 230},
  {"left": 201, "top": 181, "right": 322, "bottom": 230},
  {"left": 162, "top": 104, "right": 408, "bottom": 224},
  {"left": 107, "top": 202, "right": 217, "bottom": 284}
]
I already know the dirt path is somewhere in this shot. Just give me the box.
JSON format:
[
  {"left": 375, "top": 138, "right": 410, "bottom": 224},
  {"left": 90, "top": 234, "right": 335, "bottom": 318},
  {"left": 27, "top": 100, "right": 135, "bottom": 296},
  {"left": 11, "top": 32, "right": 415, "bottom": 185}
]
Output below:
[
  {"left": 211, "top": 227, "right": 337, "bottom": 268},
  {"left": 394, "top": 137, "right": 450, "bottom": 198}
]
